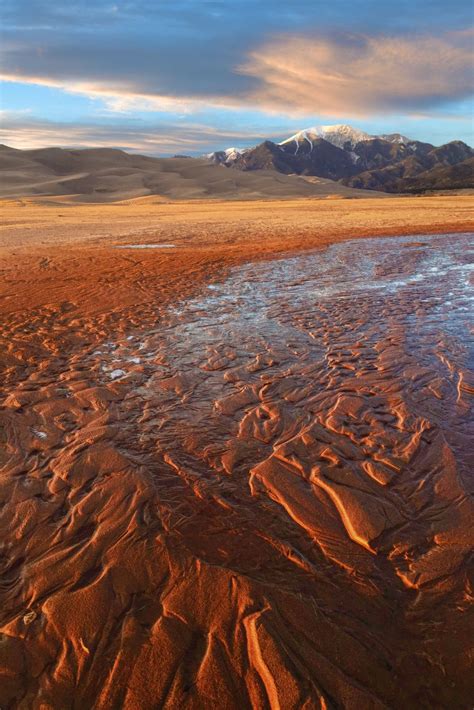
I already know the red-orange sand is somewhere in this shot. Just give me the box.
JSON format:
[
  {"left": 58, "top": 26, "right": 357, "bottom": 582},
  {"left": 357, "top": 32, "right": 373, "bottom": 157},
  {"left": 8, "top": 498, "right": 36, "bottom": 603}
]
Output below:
[{"left": 0, "top": 195, "right": 473, "bottom": 708}]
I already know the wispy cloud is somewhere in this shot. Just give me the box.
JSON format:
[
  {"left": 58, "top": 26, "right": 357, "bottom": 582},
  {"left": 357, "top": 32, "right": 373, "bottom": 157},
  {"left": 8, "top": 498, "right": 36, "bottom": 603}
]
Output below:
[
  {"left": 239, "top": 29, "right": 474, "bottom": 117},
  {"left": 0, "top": 114, "right": 271, "bottom": 154},
  {"left": 0, "top": 73, "right": 215, "bottom": 114}
]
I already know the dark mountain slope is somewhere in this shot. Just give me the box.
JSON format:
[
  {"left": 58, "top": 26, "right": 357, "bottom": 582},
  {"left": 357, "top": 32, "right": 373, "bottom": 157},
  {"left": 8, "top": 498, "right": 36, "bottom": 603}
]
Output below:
[
  {"left": 343, "top": 141, "right": 473, "bottom": 192},
  {"left": 233, "top": 138, "right": 358, "bottom": 181},
  {"left": 395, "top": 157, "right": 474, "bottom": 193}
]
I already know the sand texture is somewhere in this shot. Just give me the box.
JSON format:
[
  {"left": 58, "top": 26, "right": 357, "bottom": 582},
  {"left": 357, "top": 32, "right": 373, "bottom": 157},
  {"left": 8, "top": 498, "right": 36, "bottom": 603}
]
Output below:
[{"left": 0, "top": 195, "right": 473, "bottom": 708}]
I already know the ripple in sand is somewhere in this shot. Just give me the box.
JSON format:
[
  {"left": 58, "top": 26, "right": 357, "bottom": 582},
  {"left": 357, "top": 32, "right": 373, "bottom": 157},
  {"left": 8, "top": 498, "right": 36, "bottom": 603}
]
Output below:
[{"left": 2, "top": 231, "right": 473, "bottom": 709}]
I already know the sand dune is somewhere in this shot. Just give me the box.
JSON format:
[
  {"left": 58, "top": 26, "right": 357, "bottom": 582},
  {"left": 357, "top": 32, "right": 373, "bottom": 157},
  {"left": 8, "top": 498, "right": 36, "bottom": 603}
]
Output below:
[
  {"left": 0, "top": 196, "right": 473, "bottom": 708},
  {"left": 0, "top": 144, "right": 389, "bottom": 202}
]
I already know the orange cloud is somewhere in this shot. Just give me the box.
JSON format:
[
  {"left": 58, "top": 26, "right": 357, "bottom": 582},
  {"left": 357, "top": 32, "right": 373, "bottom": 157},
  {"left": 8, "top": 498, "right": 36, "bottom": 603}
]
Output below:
[{"left": 239, "top": 29, "right": 474, "bottom": 117}]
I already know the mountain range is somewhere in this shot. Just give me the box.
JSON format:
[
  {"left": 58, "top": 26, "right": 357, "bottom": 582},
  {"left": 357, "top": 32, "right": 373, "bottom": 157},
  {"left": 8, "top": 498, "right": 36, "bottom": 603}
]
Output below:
[
  {"left": 207, "top": 124, "right": 473, "bottom": 193},
  {"left": 1, "top": 124, "right": 472, "bottom": 202}
]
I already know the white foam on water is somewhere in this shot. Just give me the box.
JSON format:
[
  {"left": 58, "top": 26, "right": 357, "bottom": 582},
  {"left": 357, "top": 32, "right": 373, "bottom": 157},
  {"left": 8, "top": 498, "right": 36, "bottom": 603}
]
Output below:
[{"left": 110, "top": 369, "right": 126, "bottom": 379}]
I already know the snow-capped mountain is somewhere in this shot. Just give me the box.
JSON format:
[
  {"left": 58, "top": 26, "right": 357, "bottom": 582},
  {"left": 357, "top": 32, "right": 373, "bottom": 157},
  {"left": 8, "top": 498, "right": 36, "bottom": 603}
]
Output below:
[
  {"left": 279, "top": 125, "right": 410, "bottom": 152},
  {"left": 203, "top": 124, "right": 472, "bottom": 193},
  {"left": 206, "top": 146, "right": 246, "bottom": 165},
  {"left": 207, "top": 125, "right": 412, "bottom": 165}
]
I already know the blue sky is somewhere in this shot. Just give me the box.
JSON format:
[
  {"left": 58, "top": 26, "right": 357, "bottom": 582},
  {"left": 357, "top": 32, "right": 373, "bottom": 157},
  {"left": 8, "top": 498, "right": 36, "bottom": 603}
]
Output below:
[{"left": 1, "top": 0, "right": 473, "bottom": 154}]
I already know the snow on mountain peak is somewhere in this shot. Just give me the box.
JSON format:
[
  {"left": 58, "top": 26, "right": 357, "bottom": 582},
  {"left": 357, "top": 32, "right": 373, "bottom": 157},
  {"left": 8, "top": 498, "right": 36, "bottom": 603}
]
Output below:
[
  {"left": 279, "top": 124, "right": 411, "bottom": 151},
  {"left": 280, "top": 125, "right": 371, "bottom": 151},
  {"left": 205, "top": 146, "right": 245, "bottom": 164},
  {"left": 206, "top": 124, "right": 413, "bottom": 165},
  {"left": 224, "top": 147, "right": 242, "bottom": 159}
]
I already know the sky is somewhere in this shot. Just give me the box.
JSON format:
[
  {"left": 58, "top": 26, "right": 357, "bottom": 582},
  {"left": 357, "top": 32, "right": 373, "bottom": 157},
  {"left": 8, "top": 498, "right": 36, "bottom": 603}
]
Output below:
[{"left": 1, "top": 0, "right": 473, "bottom": 154}]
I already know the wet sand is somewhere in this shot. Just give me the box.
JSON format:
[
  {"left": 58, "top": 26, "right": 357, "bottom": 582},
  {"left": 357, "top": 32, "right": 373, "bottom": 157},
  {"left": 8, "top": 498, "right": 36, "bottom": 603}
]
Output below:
[{"left": 0, "top": 195, "right": 473, "bottom": 708}]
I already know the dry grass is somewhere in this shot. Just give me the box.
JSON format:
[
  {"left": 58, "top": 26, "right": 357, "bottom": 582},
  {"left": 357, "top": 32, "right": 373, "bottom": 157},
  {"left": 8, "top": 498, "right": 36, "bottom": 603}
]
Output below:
[{"left": 1, "top": 193, "right": 472, "bottom": 251}]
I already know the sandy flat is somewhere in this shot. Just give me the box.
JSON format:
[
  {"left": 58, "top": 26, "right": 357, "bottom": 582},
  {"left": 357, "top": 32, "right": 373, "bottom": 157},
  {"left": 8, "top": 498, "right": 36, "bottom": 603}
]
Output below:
[
  {"left": 1, "top": 194, "right": 472, "bottom": 312},
  {"left": 0, "top": 194, "right": 473, "bottom": 708}
]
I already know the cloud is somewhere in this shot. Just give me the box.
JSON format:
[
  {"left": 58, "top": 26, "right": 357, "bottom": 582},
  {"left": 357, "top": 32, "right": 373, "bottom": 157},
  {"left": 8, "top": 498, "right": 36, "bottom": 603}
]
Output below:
[
  {"left": 0, "top": 73, "right": 221, "bottom": 114},
  {"left": 0, "top": 113, "right": 271, "bottom": 154},
  {"left": 3, "top": 27, "right": 472, "bottom": 121},
  {"left": 239, "top": 29, "right": 474, "bottom": 117},
  {"left": 4, "top": 1, "right": 473, "bottom": 34},
  {"left": 2, "top": 4, "right": 473, "bottom": 152},
  {"left": 0, "top": 4, "right": 256, "bottom": 104},
  {"left": 2, "top": 3, "right": 473, "bottom": 122}
]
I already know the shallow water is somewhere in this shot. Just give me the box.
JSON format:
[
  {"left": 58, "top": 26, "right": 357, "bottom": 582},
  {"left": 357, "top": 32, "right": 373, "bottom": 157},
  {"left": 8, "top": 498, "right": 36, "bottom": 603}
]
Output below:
[
  {"left": 101, "top": 229, "right": 474, "bottom": 591},
  {"left": 109, "top": 232, "right": 474, "bottom": 442}
]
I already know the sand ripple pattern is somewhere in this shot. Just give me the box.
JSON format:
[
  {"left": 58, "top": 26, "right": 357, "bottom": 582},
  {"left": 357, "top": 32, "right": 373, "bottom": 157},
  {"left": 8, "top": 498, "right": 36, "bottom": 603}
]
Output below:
[{"left": 1, "top": 233, "right": 473, "bottom": 708}]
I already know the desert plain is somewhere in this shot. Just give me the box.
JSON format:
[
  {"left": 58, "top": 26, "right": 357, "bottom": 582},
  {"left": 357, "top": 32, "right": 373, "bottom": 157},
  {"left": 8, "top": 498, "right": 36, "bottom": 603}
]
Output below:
[{"left": 0, "top": 193, "right": 473, "bottom": 708}]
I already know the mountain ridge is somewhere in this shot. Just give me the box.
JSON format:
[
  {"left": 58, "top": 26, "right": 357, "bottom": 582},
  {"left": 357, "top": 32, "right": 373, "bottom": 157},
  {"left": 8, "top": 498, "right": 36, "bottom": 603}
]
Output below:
[
  {"left": 207, "top": 124, "right": 473, "bottom": 193},
  {"left": 1, "top": 123, "right": 472, "bottom": 200},
  {"left": 279, "top": 124, "right": 411, "bottom": 152}
]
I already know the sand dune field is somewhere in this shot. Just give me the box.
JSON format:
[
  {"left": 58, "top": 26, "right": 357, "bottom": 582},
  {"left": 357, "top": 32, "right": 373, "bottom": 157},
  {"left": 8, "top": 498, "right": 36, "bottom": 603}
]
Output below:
[{"left": 0, "top": 145, "right": 388, "bottom": 202}]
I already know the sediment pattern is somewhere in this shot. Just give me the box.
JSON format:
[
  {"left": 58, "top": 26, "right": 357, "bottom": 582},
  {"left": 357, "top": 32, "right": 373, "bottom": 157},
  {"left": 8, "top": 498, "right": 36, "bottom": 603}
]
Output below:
[{"left": 1, "top": 233, "right": 473, "bottom": 708}]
